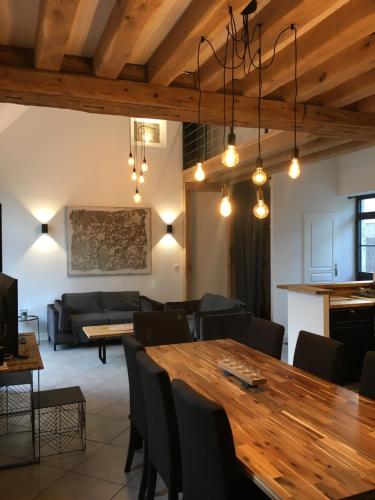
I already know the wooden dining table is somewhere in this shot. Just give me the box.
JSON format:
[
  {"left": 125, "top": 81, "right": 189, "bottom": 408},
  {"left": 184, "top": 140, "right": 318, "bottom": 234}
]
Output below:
[{"left": 146, "top": 339, "right": 375, "bottom": 500}]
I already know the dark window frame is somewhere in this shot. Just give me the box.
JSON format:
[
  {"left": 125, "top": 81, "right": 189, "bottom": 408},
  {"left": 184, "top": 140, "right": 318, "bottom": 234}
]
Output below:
[{"left": 356, "top": 193, "right": 375, "bottom": 280}]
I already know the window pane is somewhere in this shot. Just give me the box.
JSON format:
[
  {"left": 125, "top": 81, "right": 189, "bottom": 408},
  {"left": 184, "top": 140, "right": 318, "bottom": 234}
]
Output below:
[
  {"left": 360, "top": 197, "right": 375, "bottom": 213},
  {"left": 361, "top": 246, "right": 375, "bottom": 273},
  {"left": 360, "top": 219, "right": 375, "bottom": 245}
]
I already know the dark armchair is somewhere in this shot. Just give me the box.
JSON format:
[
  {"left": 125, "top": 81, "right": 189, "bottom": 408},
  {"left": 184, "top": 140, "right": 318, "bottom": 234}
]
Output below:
[{"left": 165, "top": 293, "right": 245, "bottom": 339}]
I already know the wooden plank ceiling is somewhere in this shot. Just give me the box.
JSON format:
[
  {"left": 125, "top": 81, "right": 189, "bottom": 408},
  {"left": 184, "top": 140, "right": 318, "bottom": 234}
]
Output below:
[{"left": 0, "top": 0, "right": 373, "bottom": 183}]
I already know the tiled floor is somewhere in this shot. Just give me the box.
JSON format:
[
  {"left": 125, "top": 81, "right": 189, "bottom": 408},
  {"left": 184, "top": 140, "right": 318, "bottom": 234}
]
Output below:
[{"left": 0, "top": 340, "right": 168, "bottom": 500}]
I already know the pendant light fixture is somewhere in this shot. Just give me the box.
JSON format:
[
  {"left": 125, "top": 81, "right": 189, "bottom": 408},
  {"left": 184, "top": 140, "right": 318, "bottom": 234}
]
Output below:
[
  {"left": 251, "top": 29, "right": 267, "bottom": 187},
  {"left": 139, "top": 171, "right": 145, "bottom": 184},
  {"left": 131, "top": 166, "right": 137, "bottom": 181},
  {"left": 222, "top": 16, "right": 239, "bottom": 169},
  {"left": 133, "top": 186, "right": 142, "bottom": 204},
  {"left": 128, "top": 117, "right": 135, "bottom": 166},
  {"left": 220, "top": 184, "right": 232, "bottom": 217},
  {"left": 141, "top": 158, "right": 148, "bottom": 173},
  {"left": 253, "top": 188, "right": 269, "bottom": 219},
  {"left": 194, "top": 37, "right": 206, "bottom": 182},
  {"left": 288, "top": 25, "right": 301, "bottom": 180},
  {"left": 194, "top": 161, "right": 206, "bottom": 182}
]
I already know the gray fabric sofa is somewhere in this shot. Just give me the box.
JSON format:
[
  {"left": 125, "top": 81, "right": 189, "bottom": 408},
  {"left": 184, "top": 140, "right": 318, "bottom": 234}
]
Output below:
[
  {"left": 164, "top": 292, "right": 245, "bottom": 339},
  {"left": 47, "top": 291, "right": 163, "bottom": 350}
]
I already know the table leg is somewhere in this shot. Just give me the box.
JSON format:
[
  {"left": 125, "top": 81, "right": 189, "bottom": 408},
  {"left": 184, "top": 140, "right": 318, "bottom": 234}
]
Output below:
[
  {"left": 37, "top": 318, "right": 40, "bottom": 345},
  {"left": 98, "top": 339, "right": 107, "bottom": 364}
]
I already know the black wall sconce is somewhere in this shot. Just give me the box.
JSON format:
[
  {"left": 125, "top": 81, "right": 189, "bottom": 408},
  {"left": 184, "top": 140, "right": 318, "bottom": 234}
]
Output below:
[
  {"left": 41, "top": 224, "right": 49, "bottom": 234},
  {"left": 166, "top": 224, "right": 173, "bottom": 234}
]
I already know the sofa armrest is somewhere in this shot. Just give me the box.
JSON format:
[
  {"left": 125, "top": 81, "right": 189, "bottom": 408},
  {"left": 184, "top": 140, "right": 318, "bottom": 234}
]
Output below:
[
  {"left": 164, "top": 299, "right": 201, "bottom": 315},
  {"left": 47, "top": 304, "right": 58, "bottom": 342},
  {"left": 140, "top": 295, "right": 164, "bottom": 312}
]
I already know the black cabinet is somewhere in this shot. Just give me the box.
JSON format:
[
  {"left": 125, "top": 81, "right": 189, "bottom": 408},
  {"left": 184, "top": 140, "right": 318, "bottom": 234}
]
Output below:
[{"left": 330, "top": 307, "right": 375, "bottom": 382}]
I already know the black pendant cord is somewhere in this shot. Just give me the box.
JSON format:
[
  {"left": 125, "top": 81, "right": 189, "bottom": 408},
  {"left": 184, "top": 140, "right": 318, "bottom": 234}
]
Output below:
[
  {"left": 197, "top": 36, "right": 204, "bottom": 161},
  {"left": 231, "top": 15, "right": 235, "bottom": 134},
  {"left": 257, "top": 25, "right": 262, "bottom": 161},
  {"left": 293, "top": 24, "right": 298, "bottom": 153},
  {"left": 128, "top": 116, "right": 132, "bottom": 156},
  {"left": 223, "top": 30, "right": 229, "bottom": 149}
]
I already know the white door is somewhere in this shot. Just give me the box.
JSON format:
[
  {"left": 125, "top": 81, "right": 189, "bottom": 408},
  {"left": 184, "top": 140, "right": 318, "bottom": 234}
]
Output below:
[{"left": 303, "top": 213, "right": 337, "bottom": 283}]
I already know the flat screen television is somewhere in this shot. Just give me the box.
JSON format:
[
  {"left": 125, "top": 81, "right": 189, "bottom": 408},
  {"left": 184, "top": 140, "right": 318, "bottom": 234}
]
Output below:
[{"left": 0, "top": 273, "right": 18, "bottom": 357}]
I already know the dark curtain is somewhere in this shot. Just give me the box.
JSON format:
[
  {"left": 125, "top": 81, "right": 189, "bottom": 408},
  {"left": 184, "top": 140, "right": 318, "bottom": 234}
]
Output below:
[{"left": 231, "top": 181, "right": 270, "bottom": 318}]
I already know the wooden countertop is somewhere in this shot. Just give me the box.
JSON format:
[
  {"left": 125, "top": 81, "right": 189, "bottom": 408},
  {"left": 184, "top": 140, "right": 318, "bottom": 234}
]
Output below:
[
  {"left": 147, "top": 339, "right": 375, "bottom": 500},
  {"left": 330, "top": 296, "right": 375, "bottom": 309},
  {"left": 1, "top": 333, "right": 44, "bottom": 373}
]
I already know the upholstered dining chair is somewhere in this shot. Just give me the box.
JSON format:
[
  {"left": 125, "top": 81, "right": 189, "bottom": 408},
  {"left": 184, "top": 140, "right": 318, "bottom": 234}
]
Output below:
[
  {"left": 200, "top": 312, "right": 253, "bottom": 343},
  {"left": 122, "top": 336, "right": 148, "bottom": 498},
  {"left": 247, "top": 317, "right": 285, "bottom": 359},
  {"left": 359, "top": 350, "right": 375, "bottom": 400},
  {"left": 137, "top": 351, "right": 182, "bottom": 500},
  {"left": 133, "top": 310, "right": 191, "bottom": 346},
  {"left": 293, "top": 330, "right": 344, "bottom": 384},
  {"left": 172, "top": 379, "right": 267, "bottom": 500}
]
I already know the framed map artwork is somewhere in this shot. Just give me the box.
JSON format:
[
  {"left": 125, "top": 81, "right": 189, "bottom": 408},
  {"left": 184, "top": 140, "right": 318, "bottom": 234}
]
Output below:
[{"left": 66, "top": 206, "right": 151, "bottom": 275}]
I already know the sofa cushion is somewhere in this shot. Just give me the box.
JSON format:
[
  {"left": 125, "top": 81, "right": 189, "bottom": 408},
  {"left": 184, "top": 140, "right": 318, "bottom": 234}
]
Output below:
[
  {"left": 200, "top": 293, "right": 243, "bottom": 312},
  {"left": 101, "top": 291, "right": 140, "bottom": 312},
  {"left": 62, "top": 292, "right": 102, "bottom": 314},
  {"left": 70, "top": 313, "right": 109, "bottom": 342},
  {"left": 106, "top": 311, "right": 134, "bottom": 324}
]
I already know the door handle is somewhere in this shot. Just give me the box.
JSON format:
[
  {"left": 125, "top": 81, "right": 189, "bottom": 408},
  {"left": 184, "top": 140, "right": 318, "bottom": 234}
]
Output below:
[{"left": 334, "top": 263, "right": 338, "bottom": 277}]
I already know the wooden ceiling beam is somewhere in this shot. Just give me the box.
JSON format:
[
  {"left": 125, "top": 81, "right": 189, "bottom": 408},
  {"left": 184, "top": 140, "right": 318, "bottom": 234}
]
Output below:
[
  {"left": 147, "top": 0, "right": 251, "bottom": 86},
  {"left": 34, "top": 0, "right": 80, "bottom": 71},
  {"left": 199, "top": 0, "right": 350, "bottom": 92},
  {"left": 183, "top": 130, "right": 314, "bottom": 182},
  {"left": 0, "top": 64, "right": 373, "bottom": 140},
  {"left": 242, "top": 0, "right": 375, "bottom": 97},
  {"left": 93, "top": 0, "right": 164, "bottom": 79},
  {"left": 276, "top": 33, "right": 375, "bottom": 103},
  {"left": 267, "top": 140, "right": 374, "bottom": 175},
  {"left": 316, "top": 69, "right": 375, "bottom": 109},
  {"left": 354, "top": 94, "right": 375, "bottom": 114}
]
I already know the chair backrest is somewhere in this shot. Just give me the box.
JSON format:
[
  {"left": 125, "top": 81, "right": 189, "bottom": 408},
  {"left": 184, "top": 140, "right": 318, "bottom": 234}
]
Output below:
[
  {"left": 137, "top": 351, "right": 181, "bottom": 491},
  {"left": 247, "top": 317, "right": 285, "bottom": 359},
  {"left": 359, "top": 351, "right": 375, "bottom": 400},
  {"left": 172, "top": 379, "right": 238, "bottom": 500},
  {"left": 133, "top": 310, "right": 191, "bottom": 346},
  {"left": 200, "top": 293, "right": 244, "bottom": 313},
  {"left": 293, "top": 331, "right": 343, "bottom": 383},
  {"left": 200, "top": 312, "right": 253, "bottom": 343},
  {"left": 122, "top": 335, "right": 146, "bottom": 437}
]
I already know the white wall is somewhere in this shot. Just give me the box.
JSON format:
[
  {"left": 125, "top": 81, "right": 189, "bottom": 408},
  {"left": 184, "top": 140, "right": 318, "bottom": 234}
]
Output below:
[
  {"left": 0, "top": 106, "right": 185, "bottom": 331},
  {"left": 338, "top": 146, "right": 375, "bottom": 196},
  {"left": 191, "top": 191, "right": 228, "bottom": 298},
  {"left": 271, "top": 159, "right": 355, "bottom": 328}
]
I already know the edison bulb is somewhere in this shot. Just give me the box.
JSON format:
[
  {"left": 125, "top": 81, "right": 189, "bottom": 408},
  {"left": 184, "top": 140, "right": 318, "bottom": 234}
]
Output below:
[
  {"left": 133, "top": 189, "right": 142, "bottom": 204},
  {"left": 139, "top": 172, "right": 145, "bottom": 184},
  {"left": 288, "top": 156, "right": 301, "bottom": 179},
  {"left": 194, "top": 162, "right": 206, "bottom": 182},
  {"left": 221, "top": 145, "right": 239, "bottom": 168},
  {"left": 141, "top": 159, "right": 148, "bottom": 172},
  {"left": 220, "top": 195, "right": 232, "bottom": 217},
  {"left": 252, "top": 166, "right": 267, "bottom": 186},
  {"left": 131, "top": 168, "right": 137, "bottom": 181},
  {"left": 253, "top": 199, "right": 269, "bottom": 219},
  {"left": 128, "top": 153, "right": 135, "bottom": 166}
]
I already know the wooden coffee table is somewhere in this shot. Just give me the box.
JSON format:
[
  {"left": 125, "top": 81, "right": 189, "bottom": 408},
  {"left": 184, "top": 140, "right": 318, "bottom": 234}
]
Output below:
[{"left": 83, "top": 323, "right": 133, "bottom": 364}]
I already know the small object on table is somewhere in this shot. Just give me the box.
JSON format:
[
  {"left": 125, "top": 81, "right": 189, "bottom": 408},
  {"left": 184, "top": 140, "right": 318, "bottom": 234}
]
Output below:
[
  {"left": 19, "top": 335, "right": 27, "bottom": 344},
  {"left": 218, "top": 357, "right": 266, "bottom": 389},
  {"left": 20, "top": 309, "right": 28, "bottom": 320},
  {"left": 18, "top": 314, "right": 40, "bottom": 345}
]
